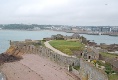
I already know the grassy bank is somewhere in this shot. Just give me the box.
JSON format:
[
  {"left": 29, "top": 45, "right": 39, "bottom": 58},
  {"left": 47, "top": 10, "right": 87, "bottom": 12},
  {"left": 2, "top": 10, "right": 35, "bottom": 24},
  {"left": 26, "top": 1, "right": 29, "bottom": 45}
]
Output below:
[
  {"left": 49, "top": 40, "right": 84, "bottom": 55},
  {"left": 108, "top": 73, "right": 118, "bottom": 80},
  {"left": 100, "top": 52, "right": 118, "bottom": 58},
  {"left": 97, "top": 53, "right": 118, "bottom": 80}
]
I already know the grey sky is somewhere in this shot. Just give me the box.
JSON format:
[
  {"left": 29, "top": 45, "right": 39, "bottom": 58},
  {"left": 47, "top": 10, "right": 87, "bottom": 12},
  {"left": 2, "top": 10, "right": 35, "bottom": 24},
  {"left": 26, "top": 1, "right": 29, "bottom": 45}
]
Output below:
[{"left": 0, "top": 0, "right": 118, "bottom": 26}]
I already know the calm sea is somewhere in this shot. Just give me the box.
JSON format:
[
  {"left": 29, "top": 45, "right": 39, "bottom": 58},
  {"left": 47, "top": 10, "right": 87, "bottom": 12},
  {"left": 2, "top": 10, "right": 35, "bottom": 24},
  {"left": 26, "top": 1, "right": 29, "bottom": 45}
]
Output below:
[
  {"left": 0, "top": 30, "right": 73, "bottom": 53},
  {"left": 0, "top": 30, "right": 118, "bottom": 53},
  {"left": 79, "top": 34, "right": 118, "bottom": 45}
]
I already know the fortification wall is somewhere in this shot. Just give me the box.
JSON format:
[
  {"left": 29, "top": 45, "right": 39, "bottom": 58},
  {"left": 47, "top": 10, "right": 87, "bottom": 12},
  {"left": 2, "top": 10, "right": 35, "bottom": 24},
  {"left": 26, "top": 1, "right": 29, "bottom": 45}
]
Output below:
[
  {"left": 6, "top": 43, "right": 80, "bottom": 67},
  {"left": 34, "top": 46, "right": 80, "bottom": 67},
  {"left": 79, "top": 58, "right": 108, "bottom": 80},
  {"left": 71, "top": 58, "right": 108, "bottom": 80},
  {"left": 7, "top": 41, "right": 108, "bottom": 80}
]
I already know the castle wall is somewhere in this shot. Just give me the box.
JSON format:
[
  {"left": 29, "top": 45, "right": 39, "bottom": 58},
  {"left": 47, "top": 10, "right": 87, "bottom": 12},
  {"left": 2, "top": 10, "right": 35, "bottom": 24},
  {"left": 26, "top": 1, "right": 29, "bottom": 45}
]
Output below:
[
  {"left": 38, "top": 46, "right": 80, "bottom": 66},
  {"left": 8, "top": 41, "right": 108, "bottom": 80},
  {"left": 79, "top": 58, "right": 108, "bottom": 80},
  {"left": 71, "top": 58, "right": 108, "bottom": 80},
  {"left": 17, "top": 45, "right": 80, "bottom": 67}
]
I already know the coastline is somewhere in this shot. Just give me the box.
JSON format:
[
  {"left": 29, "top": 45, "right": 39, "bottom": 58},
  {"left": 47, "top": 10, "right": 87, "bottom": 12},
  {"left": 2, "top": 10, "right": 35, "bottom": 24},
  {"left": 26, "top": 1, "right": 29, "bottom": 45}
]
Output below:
[
  {"left": 1, "top": 29, "right": 118, "bottom": 36},
  {"left": 0, "top": 29, "right": 64, "bottom": 32},
  {"left": 0, "top": 30, "right": 73, "bottom": 54}
]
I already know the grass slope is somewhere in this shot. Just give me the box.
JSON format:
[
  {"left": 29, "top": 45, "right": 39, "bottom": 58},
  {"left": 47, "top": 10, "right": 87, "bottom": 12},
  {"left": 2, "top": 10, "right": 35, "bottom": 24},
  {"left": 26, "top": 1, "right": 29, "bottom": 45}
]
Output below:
[
  {"left": 108, "top": 73, "right": 118, "bottom": 80},
  {"left": 100, "top": 52, "right": 118, "bottom": 58},
  {"left": 49, "top": 40, "right": 84, "bottom": 55}
]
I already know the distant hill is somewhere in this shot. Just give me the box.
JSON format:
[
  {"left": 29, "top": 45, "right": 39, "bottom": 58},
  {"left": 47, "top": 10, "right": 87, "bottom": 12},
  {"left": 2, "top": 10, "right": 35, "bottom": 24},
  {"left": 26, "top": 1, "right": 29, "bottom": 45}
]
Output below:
[{"left": 0, "top": 24, "right": 64, "bottom": 30}]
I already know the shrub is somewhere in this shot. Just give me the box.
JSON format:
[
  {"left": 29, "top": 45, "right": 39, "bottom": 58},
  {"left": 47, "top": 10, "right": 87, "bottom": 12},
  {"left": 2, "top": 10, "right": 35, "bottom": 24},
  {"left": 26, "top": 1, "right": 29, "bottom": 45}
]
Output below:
[{"left": 73, "top": 66, "right": 80, "bottom": 70}]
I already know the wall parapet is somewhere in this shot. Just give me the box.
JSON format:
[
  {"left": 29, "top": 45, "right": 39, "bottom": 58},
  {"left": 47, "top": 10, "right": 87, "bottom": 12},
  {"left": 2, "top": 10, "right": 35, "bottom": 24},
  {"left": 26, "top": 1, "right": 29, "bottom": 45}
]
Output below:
[
  {"left": 7, "top": 42, "right": 80, "bottom": 67},
  {"left": 7, "top": 41, "right": 108, "bottom": 80}
]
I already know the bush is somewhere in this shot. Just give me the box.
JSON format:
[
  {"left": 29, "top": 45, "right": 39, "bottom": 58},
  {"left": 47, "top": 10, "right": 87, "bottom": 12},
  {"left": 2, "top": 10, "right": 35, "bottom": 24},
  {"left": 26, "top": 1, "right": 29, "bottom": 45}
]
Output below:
[
  {"left": 96, "top": 60, "right": 105, "bottom": 66},
  {"left": 108, "top": 73, "right": 118, "bottom": 80},
  {"left": 42, "top": 40, "right": 46, "bottom": 42},
  {"left": 73, "top": 66, "right": 80, "bottom": 70},
  {"left": 105, "top": 63, "right": 115, "bottom": 74},
  {"left": 69, "top": 65, "right": 72, "bottom": 71}
]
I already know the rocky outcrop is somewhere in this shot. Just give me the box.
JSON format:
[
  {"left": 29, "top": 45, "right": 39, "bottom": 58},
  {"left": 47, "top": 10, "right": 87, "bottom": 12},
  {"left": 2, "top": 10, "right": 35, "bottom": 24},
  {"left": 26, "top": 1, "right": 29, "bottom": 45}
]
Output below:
[
  {"left": 0, "top": 45, "right": 23, "bottom": 65},
  {"left": 0, "top": 53, "right": 22, "bottom": 65},
  {"left": 5, "top": 45, "right": 22, "bottom": 57}
]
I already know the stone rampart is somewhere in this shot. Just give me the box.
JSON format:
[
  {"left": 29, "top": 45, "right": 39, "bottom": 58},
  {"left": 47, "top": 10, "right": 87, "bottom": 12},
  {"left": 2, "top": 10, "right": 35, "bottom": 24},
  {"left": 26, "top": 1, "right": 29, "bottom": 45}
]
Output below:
[
  {"left": 71, "top": 58, "right": 108, "bottom": 80},
  {"left": 79, "top": 58, "right": 108, "bottom": 80},
  {"left": 7, "top": 42, "right": 80, "bottom": 67},
  {"left": 35, "top": 46, "right": 80, "bottom": 67},
  {"left": 7, "top": 41, "right": 108, "bottom": 80}
]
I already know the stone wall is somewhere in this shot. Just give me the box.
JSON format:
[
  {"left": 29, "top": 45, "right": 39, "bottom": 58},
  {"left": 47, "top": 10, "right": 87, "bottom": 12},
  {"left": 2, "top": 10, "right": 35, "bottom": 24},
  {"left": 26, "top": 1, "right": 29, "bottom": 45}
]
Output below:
[
  {"left": 35, "top": 46, "right": 80, "bottom": 67},
  {"left": 71, "top": 58, "right": 108, "bottom": 80},
  {"left": 72, "top": 68, "right": 81, "bottom": 78},
  {"left": 7, "top": 41, "right": 108, "bottom": 80},
  {"left": 79, "top": 58, "right": 108, "bottom": 80},
  {"left": 7, "top": 43, "right": 80, "bottom": 67}
]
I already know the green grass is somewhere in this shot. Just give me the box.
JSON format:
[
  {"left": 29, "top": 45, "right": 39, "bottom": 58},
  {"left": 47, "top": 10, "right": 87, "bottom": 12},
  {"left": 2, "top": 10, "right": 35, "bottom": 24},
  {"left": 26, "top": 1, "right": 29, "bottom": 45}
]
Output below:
[
  {"left": 96, "top": 60, "right": 105, "bottom": 66},
  {"left": 33, "top": 40, "right": 45, "bottom": 47},
  {"left": 99, "top": 52, "right": 118, "bottom": 78},
  {"left": 96, "top": 60, "right": 118, "bottom": 80},
  {"left": 105, "top": 63, "right": 115, "bottom": 74},
  {"left": 108, "top": 73, "right": 118, "bottom": 80},
  {"left": 73, "top": 66, "right": 80, "bottom": 70},
  {"left": 41, "top": 40, "right": 46, "bottom": 47},
  {"left": 96, "top": 60, "right": 115, "bottom": 74},
  {"left": 100, "top": 52, "right": 118, "bottom": 58},
  {"left": 49, "top": 40, "right": 84, "bottom": 55}
]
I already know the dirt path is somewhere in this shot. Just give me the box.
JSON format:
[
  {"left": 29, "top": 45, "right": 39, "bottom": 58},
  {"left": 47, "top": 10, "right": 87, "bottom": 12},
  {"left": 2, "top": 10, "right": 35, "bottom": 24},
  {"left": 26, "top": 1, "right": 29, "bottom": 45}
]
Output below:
[{"left": 1, "top": 54, "right": 79, "bottom": 80}]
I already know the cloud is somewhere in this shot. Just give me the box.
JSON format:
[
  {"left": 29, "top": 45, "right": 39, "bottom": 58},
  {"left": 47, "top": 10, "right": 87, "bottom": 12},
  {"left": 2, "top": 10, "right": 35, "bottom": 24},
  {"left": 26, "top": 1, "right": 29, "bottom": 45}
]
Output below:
[
  {"left": 0, "top": 0, "right": 118, "bottom": 25},
  {"left": 15, "top": 0, "right": 69, "bottom": 16}
]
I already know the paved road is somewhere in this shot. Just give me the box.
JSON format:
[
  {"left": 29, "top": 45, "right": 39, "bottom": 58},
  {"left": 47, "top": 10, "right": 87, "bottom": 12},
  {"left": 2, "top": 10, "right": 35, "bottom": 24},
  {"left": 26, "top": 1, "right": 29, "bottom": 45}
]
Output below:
[{"left": 44, "top": 41, "right": 71, "bottom": 57}]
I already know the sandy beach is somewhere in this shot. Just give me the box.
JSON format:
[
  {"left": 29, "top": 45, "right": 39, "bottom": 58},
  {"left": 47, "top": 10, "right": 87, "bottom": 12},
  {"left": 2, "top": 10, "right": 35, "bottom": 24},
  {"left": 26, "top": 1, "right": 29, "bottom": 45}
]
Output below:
[{"left": 1, "top": 54, "right": 79, "bottom": 80}]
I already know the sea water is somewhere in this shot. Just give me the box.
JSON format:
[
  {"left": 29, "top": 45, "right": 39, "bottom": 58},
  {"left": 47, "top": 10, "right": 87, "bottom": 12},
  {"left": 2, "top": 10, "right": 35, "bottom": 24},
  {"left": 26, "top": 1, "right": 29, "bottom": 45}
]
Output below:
[
  {"left": 0, "top": 30, "right": 73, "bottom": 53},
  {"left": 0, "top": 30, "right": 118, "bottom": 53}
]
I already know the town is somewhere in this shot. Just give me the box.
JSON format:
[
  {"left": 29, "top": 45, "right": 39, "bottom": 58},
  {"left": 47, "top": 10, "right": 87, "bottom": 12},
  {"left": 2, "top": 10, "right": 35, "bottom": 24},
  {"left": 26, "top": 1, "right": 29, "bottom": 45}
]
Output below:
[{"left": 0, "top": 24, "right": 118, "bottom": 36}]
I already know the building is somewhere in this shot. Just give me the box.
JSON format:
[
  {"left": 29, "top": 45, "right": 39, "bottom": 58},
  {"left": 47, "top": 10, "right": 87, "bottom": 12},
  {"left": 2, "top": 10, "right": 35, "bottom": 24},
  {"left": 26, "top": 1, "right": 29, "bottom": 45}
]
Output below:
[
  {"left": 51, "top": 34, "right": 64, "bottom": 40},
  {"left": 81, "top": 46, "right": 99, "bottom": 60},
  {"left": 64, "top": 33, "right": 81, "bottom": 40},
  {"left": 91, "top": 26, "right": 111, "bottom": 32}
]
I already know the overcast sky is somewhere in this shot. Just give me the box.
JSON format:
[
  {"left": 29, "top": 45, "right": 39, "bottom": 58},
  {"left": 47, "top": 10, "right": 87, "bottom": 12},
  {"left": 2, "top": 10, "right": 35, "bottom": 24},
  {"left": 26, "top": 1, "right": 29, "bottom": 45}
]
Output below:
[{"left": 0, "top": 0, "right": 118, "bottom": 26}]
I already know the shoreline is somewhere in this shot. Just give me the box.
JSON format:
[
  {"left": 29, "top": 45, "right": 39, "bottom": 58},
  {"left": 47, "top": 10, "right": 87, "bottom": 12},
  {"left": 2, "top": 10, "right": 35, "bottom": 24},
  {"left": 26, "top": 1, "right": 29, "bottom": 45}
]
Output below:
[
  {"left": 0, "top": 29, "right": 64, "bottom": 32},
  {"left": 1, "top": 29, "right": 118, "bottom": 35},
  {"left": 0, "top": 30, "right": 71, "bottom": 53}
]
